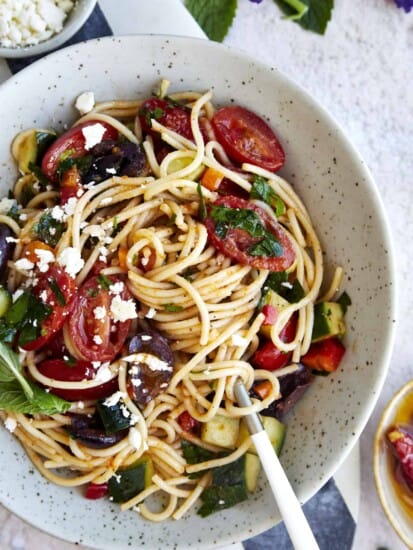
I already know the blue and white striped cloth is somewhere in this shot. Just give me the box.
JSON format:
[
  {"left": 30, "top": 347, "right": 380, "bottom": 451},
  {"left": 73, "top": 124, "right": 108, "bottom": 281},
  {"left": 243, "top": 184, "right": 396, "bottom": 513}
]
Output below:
[{"left": 0, "top": 2, "right": 359, "bottom": 548}]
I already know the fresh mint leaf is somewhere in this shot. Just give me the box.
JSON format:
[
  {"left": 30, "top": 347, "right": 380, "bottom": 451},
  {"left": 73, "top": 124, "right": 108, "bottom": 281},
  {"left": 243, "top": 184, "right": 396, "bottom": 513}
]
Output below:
[
  {"left": 0, "top": 341, "right": 33, "bottom": 399},
  {"left": 274, "top": 0, "right": 334, "bottom": 34},
  {"left": 0, "top": 379, "right": 70, "bottom": 414},
  {"left": 185, "top": 0, "right": 238, "bottom": 42}
]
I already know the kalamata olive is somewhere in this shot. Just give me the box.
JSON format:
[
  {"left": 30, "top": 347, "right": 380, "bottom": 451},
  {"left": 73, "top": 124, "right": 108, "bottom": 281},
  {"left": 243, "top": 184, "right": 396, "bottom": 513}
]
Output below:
[
  {"left": 70, "top": 414, "right": 127, "bottom": 449},
  {"left": 260, "top": 364, "right": 314, "bottom": 420},
  {"left": 127, "top": 330, "right": 174, "bottom": 406},
  {"left": 85, "top": 140, "right": 146, "bottom": 183},
  {"left": 0, "top": 224, "right": 15, "bottom": 279}
]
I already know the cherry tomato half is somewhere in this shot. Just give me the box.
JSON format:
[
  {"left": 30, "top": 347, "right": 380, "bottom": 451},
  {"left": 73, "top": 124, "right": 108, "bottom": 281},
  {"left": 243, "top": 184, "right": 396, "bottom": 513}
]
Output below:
[
  {"left": 211, "top": 106, "right": 285, "bottom": 172},
  {"left": 251, "top": 314, "right": 297, "bottom": 371},
  {"left": 37, "top": 359, "right": 118, "bottom": 401},
  {"left": 68, "top": 275, "right": 133, "bottom": 363},
  {"left": 139, "top": 98, "right": 193, "bottom": 141},
  {"left": 85, "top": 482, "right": 109, "bottom": 500},
  {"left": 41, "top": 120, "right": 118, "bottom": 182},
  {"left": 178, "top": 411, "right": 200, "bottom": 433},
  {"left": 204, "top": 195, "right": 295, "bottom": 271},
  {"left": 22, "top": 265, "right": 76, "bottom": 351}
]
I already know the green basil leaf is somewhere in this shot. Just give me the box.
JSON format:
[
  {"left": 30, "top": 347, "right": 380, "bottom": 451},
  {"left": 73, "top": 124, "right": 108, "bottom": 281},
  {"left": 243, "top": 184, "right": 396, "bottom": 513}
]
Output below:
[
  {"left": 0, "top": 341, "right": 33, "bottom": 399},
  {"left": 48, "top": 279, "right": 66, "bottom": 306},
  {"left": 185, "top": 0, "right": 237, "bottom": 42},
  {"left": 248, "top": 233, "right": 283, "bottom": 257},
  {"left": 33, "top": 212, "right": 65, "bottom": 247},
  {"left": 250, "top": 176, "right": 285, "bottom": 217},
  {"left": 97, "top": 274, "right": 112, "bottom": 291},
  {"left": 0, "top": 379, "right": 70, "bottom": 414},
  {"left": 274, "top": 0, "right": 334, "bottom": 35}
]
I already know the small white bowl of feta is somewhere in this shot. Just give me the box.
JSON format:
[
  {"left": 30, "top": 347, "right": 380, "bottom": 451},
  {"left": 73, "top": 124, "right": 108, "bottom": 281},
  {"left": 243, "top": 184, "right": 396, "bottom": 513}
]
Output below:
[{"left": 0, "top": 0, "right": 97, "bottom": 58}]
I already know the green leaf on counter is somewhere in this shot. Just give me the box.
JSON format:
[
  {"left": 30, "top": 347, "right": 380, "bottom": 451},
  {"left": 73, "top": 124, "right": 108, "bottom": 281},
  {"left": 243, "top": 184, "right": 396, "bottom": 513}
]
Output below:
[
  {"left": 274, "top": 0, "right": 334, "bottom": 34},
  {"left": 185, "top": 0, "right": 238, "bottom": 42}
]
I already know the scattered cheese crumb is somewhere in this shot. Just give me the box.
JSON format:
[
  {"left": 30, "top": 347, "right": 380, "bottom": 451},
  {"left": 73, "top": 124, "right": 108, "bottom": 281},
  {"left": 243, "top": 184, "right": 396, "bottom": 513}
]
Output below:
[
  {"left": 93, "top": 306, "right": 106, "bottom": 321},
  {"left": 4, "top": 416, "right": 17, "bottom": 433},
  {"left": 231, "top": 334, "right": 249, "bottom": 347},
  {"left": 128, "top": 427, "right": 142, "bottom": 450},
  {"left": 12, "top": 289, "right": 24, "bottom": 302},
  {"left": 93, "top": 335, "right": 103, "bottom": 345},
  {"left": 109, "top": 282, "right": 125, "bottom": 295},
  {"left": 75, "top": 91, "right": 95, "bottom": 115},
  {"left": 145, "top": 307, "right": 156, "bottom": 319},
  {"left": 94, "top": 363, "right": 112, "bottom": 383},
  {"left": 123, "top": 353, "right": 172, "bottom": 372},
  {"left": 34, "top": 248, "right": 55, "bottom": 272},
  {"left": 82, "top": 123, "right": 106, "bottom": 151},
  {"left": 103, "top": 391, "right": 126, "bottom": 408},
  {"left": 57, "top": 247, "right": 84, "bottom": 277},
  {"left": 110, "top": 294, "right": 137, "bottom": 323},
  {"left": 15, "top": 258, "right": 34, "bottom": 271}
]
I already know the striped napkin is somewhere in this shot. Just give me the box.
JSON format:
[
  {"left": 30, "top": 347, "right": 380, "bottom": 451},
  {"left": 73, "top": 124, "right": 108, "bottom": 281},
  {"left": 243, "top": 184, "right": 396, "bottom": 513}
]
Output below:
[{"left": 0, "top": 1, "right": 358, "bottom": 549}]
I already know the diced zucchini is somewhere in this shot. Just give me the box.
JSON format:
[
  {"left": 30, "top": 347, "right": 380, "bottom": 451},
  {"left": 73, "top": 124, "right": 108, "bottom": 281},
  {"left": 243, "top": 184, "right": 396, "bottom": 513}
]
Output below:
[
  {"left": 108, "top": 455, "right": 153, "bottom": 503},
  {"left": 167, "top": 156, "right": 205, "bottom": 181},
  {"left": 96, "top": 398, "right": 131, "bottom": 433},
  {"left": 312, "top": 301, "right": 346, "bottom": 342},
  {"left": 245, "top": 452, "right": 261, "bottom": 492},
  {"left": 0, "top": 287, "right": 12, "bottom": 318},
  {"left": 259, "top": 289, "right": 290, "bottom": 338},
  {"left": 16, "top": 130, "right": 56, "bottom": 174},
  {"left": 237, "top": 415, "right": 286, "bottom": 456},
  {"left": 201, "top": 414, "right": 239, "bottom": 449}
]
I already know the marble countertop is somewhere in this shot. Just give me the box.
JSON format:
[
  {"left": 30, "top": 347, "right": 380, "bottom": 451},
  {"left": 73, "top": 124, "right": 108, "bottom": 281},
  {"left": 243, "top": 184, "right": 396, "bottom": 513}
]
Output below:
[{"left": 0, "top": 1, "right": 412, "bottom": 548}]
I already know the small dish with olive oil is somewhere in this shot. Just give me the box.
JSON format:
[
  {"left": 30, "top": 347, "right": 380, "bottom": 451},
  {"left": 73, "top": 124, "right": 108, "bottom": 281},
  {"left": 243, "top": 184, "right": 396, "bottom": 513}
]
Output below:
[{"left": 374, "top": 379, "right": 413, "bottom": 548}]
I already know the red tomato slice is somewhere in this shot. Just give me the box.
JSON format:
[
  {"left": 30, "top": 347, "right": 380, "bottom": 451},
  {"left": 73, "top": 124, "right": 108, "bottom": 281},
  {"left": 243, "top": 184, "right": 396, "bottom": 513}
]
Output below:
[
  {"left": 204, "top": 195, "right": 295, "bottom": 271},
  {"left": 37, "top": 359, "right": 118, "bottom": 401},
  {"left": 211, "top": 106, "right": 285, "bottom": 172},
  {"left": 178, "top": 411, "right": 200, "bottom": 433},
  {"left": 68, "top": 275, "right": 133, "bottom": 363},
  {"left": 139, "top": 98, "right": 193, "bottom": 140},
  {"left": 22, "top": 265, "right": 76, "bottom": 351},
  {"left": 41, "top": 121, "right": 118, "bottom": 182},
  {"left": 251, "top": 314, "right": 297, "bottom": 371}
]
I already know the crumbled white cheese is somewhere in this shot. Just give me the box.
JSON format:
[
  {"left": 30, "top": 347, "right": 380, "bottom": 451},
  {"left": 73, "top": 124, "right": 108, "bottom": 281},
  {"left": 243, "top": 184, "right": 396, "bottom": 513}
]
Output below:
[
  {"left": 0, "top": 198, "right": 16, "bottom": 215},
  {"left": 145, "top": 307, "right": 156, "bottom": 319},
  {"left": 14, "top": 258, "right": 34, "bottom": 271},
  {"left": 105, "top": 167, "right": 116, "bottom": 175},
  {"left": 0, "top": 0, "right": 75, "bottom": 48},
  {"left": 12, "top": 288, "right": 24, "bottom": 302},
  {"left": 82, "top": 123, "right": 106, "bottom": 151},
  {"left": 91, "top": 361, "right": 101, "bottom": 369},
  {"left": 63, "top": 196, "right": 78, "bottom": 217},
  {"left": 281, "top": 281, "right": 293, "bottom": 290},
  {"left": 103, "top": 391, "right": 126, "bottom": 408},
  {"left": 128, "top": 427, "right": 142, "bottom": 450},
  {"left": 120, "top": 404, "right": 130, "bottom": 418},
  {"left": 94, "top": 363, "right": 112, "bottom": 383},
  {"left": 75, "top": 91, "right": 95, "bottom": 116},
  {"left": 141, "top": 335, "right": 152, "bottom": 341},
  {"left": 109, "top": 282, "right": 124, "bottom": 295},
  {"left": 110, "top": 295, "right": 137, "bottom": 323},
  {"left": 5, "top": 236, "right": 19, "bottom": 243},
  {"left": 34, "top": 248, "right": 55, "bottom": 273},
  {"left": 57, "top": 247, "right": 84, "bottom": 277},
  {"left": 93, "top": 306, "right": 106, "bottom": 321},
  {"left": 86, "top": 225, "right": 105, "bottom": 240},
  {"left": 231, "top": 334, "right": 248, "bottom": 347},
  {"left": 4, "top": 416, "right": 17, "bottom": 433},
  {"left": 123, "top": 353, "right": 172, "bottom": 372},
  {"left": 93, "top": 335, "right": 103, "bottom": 345},
  {"left": 100, "top": 197, "right": 113, "bottom": 206},
  {"left": 19, "top": 213, "right": 27, "bottom": 221},
  {"left": 51, "top": 205, "right": 65, "bottom": 221}
]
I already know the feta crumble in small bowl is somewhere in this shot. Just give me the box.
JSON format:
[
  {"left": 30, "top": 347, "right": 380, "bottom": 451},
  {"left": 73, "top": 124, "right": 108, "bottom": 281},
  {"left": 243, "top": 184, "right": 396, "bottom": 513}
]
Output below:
[{"left": 0, "top": 0, "right": 97, "bottom": 58}]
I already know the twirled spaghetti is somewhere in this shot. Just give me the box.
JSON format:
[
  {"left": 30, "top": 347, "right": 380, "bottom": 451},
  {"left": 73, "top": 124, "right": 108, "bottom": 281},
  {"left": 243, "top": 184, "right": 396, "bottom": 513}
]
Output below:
[{"left": 0, "top": 81, "right": 348, "bottom": 522}]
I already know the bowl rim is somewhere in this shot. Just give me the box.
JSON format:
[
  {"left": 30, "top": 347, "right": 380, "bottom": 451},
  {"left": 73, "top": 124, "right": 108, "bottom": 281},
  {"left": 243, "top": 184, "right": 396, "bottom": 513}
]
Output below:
[
  {"left": 0, "top": 0, "right": 97, "bottom": 59},
  {"left": 373, "top": 379, "right": 413, "bottom": 548},
  {"left": 0, "top": 33, "right": 398, "bottom": 548}
]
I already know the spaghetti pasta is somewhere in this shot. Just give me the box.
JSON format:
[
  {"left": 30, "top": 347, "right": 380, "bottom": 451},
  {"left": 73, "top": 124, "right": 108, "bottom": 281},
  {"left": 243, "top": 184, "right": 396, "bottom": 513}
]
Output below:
[{"left": 0, "top": 80, "right": 348, "bottom": 522}]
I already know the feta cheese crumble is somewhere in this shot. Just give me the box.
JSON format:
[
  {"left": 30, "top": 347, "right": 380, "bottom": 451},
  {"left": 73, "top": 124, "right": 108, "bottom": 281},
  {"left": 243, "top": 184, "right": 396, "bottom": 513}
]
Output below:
[
  {"left": 0, "top": 1, "right": 75, "bottom": 48},
  {"left": 75, "top": 91, "right": 95, "bottom": 115},
  {"left": 103, "top": 391, "right": 126, "bottom": 408},
  {"left": 82, "top": 123, "right": 106, "bottom": 151},
  {"left": 14, "top": 258, "right": 34, "bottom": 271},
  {"left": 123, "top": 353, "right": 172, "bottom": 372},
  {"left": 34, "top": 248, "right": 55, "bottom": 273},
  {"left": 93, "top": 306, "right": 106, "bottom": 321},
  {"left": 231, "top": 333, "right": 248, "bottom": 347},
  {"left": 4, "top": 416, "right": 17, "bottom": 433},
  {"left": 110, "top": 295, "right": 137, "bottom": 323},
  {"left": 128, "top": 427, "right": 142, "bottom": 450},
  {"left": 57, "top": 247, "right": 84, "bottom": 277}
]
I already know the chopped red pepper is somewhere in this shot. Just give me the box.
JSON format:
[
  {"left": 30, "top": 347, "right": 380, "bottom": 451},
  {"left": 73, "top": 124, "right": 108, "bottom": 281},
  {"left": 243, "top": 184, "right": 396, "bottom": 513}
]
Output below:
[
  {"left": 85, "top": 482, "right": 108, "bottom": 500},
  {"left": 178, "top": 411, "right": 200, "bottom": 433},
  {"left": 251, "top": 314, "right": 297, "bottom": 371},
  {"left": 261, "top": 304, "right": 278, "bottom": 326},
  {"left": 387, "top": 428, "right": 413, "bottom": 489},
  {"left": 301, "top": 337, "right": 345, "bottom": 373}
]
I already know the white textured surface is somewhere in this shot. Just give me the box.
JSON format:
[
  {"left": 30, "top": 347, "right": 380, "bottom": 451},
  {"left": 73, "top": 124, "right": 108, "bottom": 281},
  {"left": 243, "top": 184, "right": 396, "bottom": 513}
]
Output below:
[
  {"left": 223, "top": 1, "right": 411, "bottom": 549},
  {"left": 0, "top": 1, "right": 411, "bottom": 549}
]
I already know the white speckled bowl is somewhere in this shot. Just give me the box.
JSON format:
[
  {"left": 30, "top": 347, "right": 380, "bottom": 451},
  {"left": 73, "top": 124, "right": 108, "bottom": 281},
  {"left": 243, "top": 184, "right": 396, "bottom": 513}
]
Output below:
[
  {"left": 0, "top": 0, "right": 96, "bottom": 59},
  {"left": 374, "top": 380, "right": 413, "bottom": 548},
  {"left": 0, "top": 35, "right": 396, "bottom": 549}
]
